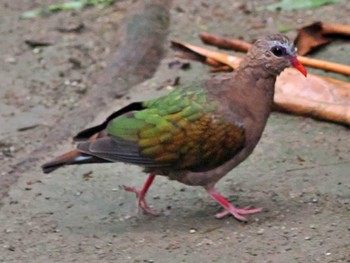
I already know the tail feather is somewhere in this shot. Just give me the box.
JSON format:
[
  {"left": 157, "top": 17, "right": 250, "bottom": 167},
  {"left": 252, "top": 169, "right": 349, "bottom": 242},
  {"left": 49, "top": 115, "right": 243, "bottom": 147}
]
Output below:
[{"left": 42, "top": 149, "right": 109, "bottom": 174}]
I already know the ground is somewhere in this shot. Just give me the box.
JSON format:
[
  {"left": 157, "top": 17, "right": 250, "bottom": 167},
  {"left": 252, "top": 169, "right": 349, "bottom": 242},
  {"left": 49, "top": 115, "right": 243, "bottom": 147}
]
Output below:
[{"left": 0, "top": 0, "right": 349, "bottom": 262}]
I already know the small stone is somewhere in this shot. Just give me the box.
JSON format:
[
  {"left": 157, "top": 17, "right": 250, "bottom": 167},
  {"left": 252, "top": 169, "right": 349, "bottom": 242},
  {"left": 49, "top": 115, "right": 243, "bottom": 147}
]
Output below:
[
  {"left": 283, "top": 229, "right": 289, "bottom": 234},
  {"left": 309, "top": 224, "right": 317, "bottom": 229},
  {"left": 304, "top": 236, "right": 311, "bottom": 240},
  {"left": 33, "top": 47, "right": 41, "bottom": 54},
  {"left": 325, "top": 252, "right": 331, "bottom": 256},
  {"left": 3, "top": 244, "right": 15, "bottom": 251},
  {"left": 5, "top": 57, "right": 16, "bottom": 64},
  {"left": 8, "top": 245, "right": 15, "bottom": 251},
  {"left": 257, "top": 228, "right": 265, "bottom": 235},
  {"left": 189, "top": 229, "right": 196, "bottom": 234},
  {"left": 5, "top": 228, "right": 13, "bottom": 233}
]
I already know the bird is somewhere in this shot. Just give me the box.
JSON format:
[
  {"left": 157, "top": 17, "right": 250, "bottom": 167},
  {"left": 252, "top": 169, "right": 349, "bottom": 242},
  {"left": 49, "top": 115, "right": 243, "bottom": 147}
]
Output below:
[{"left": 42, "top": 34, "right": 307, "bottom": 222}]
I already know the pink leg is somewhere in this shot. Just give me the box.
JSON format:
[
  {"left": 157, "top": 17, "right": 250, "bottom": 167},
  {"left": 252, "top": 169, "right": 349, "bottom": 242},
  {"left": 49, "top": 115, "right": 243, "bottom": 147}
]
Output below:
[
  {"left": 123, "top": 174, "right": 159, "bottom": 216},
  {"left": 206, "top": 187, "right": 262, "bottom": 221}
]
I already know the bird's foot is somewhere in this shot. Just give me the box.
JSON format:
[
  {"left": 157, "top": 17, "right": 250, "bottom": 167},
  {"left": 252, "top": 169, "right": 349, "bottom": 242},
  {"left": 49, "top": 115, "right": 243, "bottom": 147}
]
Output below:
[
  {"left": 206, "top": 187, "right": 262, "bottom": 222},
  {"left": 215, "top": 206, "right": 262, "bottom": 221},
  {"left": 122, "top": 174, "right": 159, "bottom": 216},
  {"left": 123, "top": 185, "right": 160, "bottom": 216}
]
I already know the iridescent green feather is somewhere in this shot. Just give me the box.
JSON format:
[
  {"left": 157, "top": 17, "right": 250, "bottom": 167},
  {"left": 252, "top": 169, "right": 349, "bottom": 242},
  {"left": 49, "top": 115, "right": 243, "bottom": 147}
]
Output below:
[{"left": 107, "top": 87, "right": 216, "bottom": 140}]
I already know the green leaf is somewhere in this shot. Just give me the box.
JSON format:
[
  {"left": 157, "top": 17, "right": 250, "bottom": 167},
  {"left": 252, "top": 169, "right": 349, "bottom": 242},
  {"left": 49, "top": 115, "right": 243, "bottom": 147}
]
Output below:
[
  {"left": 267, "top": 0, "right": 342, "bottom": 11},
  {"left": 20, "top": 0, "right": 116, "bottom": 19},
  {"left": 278, "top": 24, "right": 292, "bottom": 33},
  {"left": 47, "top": 1, "right": 86, "bottom": 12},
  {"left": 20, "top": 9, "right": 43, "bottom": 19}
]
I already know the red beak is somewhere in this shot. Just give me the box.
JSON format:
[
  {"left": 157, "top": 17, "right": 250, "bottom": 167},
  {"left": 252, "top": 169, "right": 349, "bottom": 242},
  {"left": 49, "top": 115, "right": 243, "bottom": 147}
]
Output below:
[{"left": 291, "top": 56, "right": 307, "bottom": 77}]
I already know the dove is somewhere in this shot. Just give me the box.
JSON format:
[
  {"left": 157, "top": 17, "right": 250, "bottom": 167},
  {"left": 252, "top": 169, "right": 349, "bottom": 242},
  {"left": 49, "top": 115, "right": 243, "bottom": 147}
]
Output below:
[{"left": 42, "top": 34, "right": 306, "bottom": 221}]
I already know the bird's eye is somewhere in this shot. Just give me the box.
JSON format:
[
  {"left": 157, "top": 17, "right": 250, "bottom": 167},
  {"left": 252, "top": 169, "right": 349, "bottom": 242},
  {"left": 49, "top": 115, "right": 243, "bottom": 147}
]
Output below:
[{"left": 271, "top": 46, "right": 285, "bottom": 57}]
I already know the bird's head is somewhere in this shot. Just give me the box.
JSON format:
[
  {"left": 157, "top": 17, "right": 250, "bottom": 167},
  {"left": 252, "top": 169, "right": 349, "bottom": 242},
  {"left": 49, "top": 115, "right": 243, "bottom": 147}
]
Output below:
[{"left": 249, "top": 34, "right": 307, "bottom": 77}]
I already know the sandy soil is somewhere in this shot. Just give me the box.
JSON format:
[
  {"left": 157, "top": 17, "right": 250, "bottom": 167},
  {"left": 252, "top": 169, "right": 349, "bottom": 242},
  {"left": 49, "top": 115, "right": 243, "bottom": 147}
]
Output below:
[{"left": 0, "top": 0, "right": 349, "bottom": 262}]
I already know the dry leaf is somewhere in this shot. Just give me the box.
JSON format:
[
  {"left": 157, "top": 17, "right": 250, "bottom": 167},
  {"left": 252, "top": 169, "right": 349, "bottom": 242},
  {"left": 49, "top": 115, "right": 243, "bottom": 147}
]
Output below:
[{"left": 295, "top": 22, "right": 350, "bottom": 56}]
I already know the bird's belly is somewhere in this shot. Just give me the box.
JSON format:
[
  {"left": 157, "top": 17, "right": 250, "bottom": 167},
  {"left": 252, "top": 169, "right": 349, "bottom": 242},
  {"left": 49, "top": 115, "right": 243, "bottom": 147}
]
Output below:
[{"left": 169, "top": 147, "right": 253, "bottom": 188}]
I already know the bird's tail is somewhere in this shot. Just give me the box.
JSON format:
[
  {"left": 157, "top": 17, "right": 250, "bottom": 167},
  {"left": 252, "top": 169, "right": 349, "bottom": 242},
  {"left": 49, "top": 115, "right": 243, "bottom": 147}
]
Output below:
[{"left": 42, "top": 149, "right": 108, "bottom": 174}]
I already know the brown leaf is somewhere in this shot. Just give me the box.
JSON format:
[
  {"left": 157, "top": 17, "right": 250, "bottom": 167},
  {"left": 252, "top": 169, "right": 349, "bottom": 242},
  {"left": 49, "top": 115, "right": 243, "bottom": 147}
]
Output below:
[
  {"left": 273, "top": 70, "right": 350, "bottom": 125},
  {"left": 295, "top": 22, "right": 350, "bottom": 56},
  {"left": 295, "top": 22, "right": 332, "bottom": 56}
]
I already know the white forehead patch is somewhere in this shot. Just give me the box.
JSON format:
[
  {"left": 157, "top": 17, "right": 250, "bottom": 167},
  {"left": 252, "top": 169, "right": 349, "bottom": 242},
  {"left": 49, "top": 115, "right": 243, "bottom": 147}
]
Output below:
[{"left": 268, "top": 40, "right": 296, "bottom": 55}]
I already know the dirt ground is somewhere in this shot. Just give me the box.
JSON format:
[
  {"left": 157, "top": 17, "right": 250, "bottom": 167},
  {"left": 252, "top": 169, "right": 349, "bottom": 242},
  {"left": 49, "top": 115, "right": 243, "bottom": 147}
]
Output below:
[{"left": 0, "top": 0, "right": 349, "bottom": 262}]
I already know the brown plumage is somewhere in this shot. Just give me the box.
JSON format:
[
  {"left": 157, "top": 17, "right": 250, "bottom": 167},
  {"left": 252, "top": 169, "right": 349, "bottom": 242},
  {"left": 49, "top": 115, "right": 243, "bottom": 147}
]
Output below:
[{"left": 42, "top": 34, "right": 306, "bottom": 221}]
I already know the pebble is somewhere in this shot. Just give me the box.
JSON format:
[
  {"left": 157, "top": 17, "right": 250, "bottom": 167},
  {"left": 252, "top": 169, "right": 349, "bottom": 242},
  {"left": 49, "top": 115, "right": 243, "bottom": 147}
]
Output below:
[
  {"left": 33, "top": 47, "right": 41, "bottom": 54},
  {"left": 189, "top": 228, "right": 196, "bottom": 234},
  {"left": 304, "top": 236, "right": 311, "bottom": 240},
  {"left": 4, "top": 228, "right": 13, "bottom": 233},
  {"left": 196, "top": 238, "right": 214, "bottom": 246},
  {"left": 257, "top": 228, "right": 265, "bottom": 235},
  {"left": 5, "top": 56, "right": 16, "bottom": 64}
]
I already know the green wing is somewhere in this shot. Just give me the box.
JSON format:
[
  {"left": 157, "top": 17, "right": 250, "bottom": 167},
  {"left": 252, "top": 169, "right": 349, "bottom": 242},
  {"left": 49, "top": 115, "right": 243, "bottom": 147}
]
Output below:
[{"left": 104, "top": 87, "right": 245, "bottom": 172}]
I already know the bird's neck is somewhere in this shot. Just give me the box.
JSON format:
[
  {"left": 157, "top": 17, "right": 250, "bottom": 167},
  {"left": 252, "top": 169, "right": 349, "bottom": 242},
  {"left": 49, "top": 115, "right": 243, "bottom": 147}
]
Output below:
[
  {"left": 235, "top": 60, "right": 277, "bottom": 102},
  {"left": 227, "top": 60, "right": 278, "bottom": 152}
]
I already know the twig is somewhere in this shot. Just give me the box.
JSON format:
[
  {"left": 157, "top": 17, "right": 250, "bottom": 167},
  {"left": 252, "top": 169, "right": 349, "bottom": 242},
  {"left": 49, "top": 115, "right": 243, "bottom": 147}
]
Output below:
[
  {"left": 298, "top": 56, "right": 350, "bottom": 76},
  {"left": 321, "top": 23, "right": 350, "bottom": 35}
]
